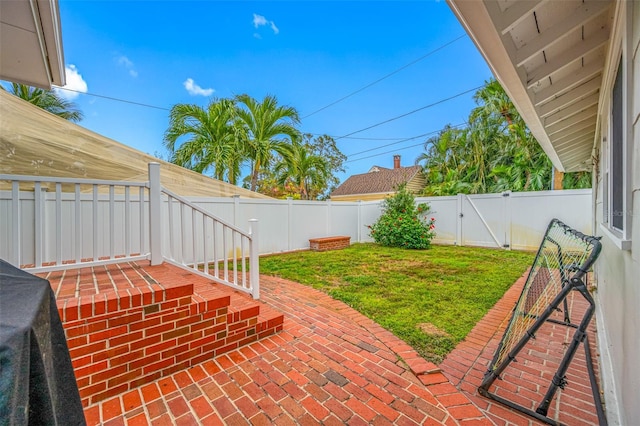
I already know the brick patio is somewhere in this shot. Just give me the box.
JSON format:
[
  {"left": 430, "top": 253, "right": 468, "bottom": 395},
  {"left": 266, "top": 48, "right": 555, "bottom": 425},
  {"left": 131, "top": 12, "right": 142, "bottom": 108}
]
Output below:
[{"left": 43, "top": 263, "right": 603, "bottom": 425}]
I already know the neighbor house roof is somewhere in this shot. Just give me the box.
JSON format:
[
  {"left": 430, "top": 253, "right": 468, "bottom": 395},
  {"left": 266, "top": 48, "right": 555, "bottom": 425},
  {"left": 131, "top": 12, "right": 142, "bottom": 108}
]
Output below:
[
  {"left": 446, "top": 0, "right": 615, "bottom": 172},
  {"left": 0, "top": 90, "right": 271, "bottom": 199},
  {"left": 331, "top": 165, "right": 423, "bottom": 197}
]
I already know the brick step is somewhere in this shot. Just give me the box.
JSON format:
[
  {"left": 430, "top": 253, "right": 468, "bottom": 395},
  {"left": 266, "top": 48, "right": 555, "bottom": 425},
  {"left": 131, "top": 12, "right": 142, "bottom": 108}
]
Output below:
[{"left": 49, "top": 262, "right": 283, "bottom": 407}]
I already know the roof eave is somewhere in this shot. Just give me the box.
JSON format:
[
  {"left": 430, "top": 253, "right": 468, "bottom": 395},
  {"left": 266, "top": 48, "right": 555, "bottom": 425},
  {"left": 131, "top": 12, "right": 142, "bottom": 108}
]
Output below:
[
  {"left": 0, "top": 0, "right": 66, "bottom": 88},
  {"left": 447, "top": 0, "right": 612, "bottom": 172},
  {"left": 446, "top": 0, "right": 564, "bottom": 170}
]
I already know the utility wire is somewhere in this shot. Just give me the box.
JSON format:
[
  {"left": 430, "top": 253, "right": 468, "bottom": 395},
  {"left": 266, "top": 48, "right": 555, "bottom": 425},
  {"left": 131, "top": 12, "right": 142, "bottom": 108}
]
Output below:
[
  {"left": 336, "top": 85, "right": 482, "bottom": 139},
  {"left": 305, "top": 133, "right": 414, "bottom": 141},
  {"left": 345, "top": 122, "right": 467, "bottom": 158},
  {"left": 55, "top": 87, "right": 171, "bottom": 111},
  {"left": 302, "top": 34, "right": 467, "bottom": 119},
  {"left": 345, "top": 140, "right": 428, "bottom": 164}
]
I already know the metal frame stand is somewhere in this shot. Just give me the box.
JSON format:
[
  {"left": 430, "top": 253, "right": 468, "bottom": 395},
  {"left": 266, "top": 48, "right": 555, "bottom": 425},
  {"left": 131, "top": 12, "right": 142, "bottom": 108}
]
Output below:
[{"left": 478, "top": 219, "right": 606, "bottom": 426}]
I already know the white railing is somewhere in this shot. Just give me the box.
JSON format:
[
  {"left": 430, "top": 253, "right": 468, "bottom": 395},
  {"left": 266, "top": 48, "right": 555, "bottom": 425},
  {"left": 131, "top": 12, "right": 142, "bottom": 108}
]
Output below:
[
  {"left": 0, "top": 163, "right": 260, "bottom": 299},
  {"left": 0, "top": 174, "right": 151, "bottom": 271},
  {"left": 162, "top": 188, "right": 260, "bottom": 299}
]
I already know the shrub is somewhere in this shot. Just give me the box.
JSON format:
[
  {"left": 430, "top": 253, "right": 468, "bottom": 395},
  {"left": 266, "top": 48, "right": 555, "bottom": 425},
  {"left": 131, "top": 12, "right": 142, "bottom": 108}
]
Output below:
[{"left": 368, "top": 185, "right": 435, "bottom": 249}]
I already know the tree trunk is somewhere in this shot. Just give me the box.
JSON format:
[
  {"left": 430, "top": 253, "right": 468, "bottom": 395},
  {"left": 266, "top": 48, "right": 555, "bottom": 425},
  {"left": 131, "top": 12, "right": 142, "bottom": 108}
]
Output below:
[{"left": 250, "top": 169, "right": 258, "bottom": 192}]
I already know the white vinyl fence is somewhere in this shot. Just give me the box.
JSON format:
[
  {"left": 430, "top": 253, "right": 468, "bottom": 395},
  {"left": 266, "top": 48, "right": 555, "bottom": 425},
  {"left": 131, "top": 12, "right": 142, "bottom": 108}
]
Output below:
[
  {"left": 182, "top": 189, "right": 590, "bottom": 253},
  {"left": 0, "top": 168, "right": 592, "bottom": 274}
]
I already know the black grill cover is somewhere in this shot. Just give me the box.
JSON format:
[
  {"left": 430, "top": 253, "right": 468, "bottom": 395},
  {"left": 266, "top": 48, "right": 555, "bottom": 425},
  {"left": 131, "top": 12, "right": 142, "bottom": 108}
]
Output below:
[{"left": 0, "top": 259, "right": 84, "bottom": 425}]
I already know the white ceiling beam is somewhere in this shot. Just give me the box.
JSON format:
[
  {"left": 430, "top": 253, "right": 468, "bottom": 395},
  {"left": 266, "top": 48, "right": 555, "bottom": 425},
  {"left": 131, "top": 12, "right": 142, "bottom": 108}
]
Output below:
[
  {"left": 547, "top": 118, "right": 595, "bottom": 140},
  {"left": 553, "top": 126, "right": 596, "bottom": 148},
  {"left": 537, "top": 77, "right": 601, "bottom": 117},
  {"left": 554, "top": 138, "right": 595, "bottom": 156},
  {"left": 557, "top": 146, "right": 594, "bottom": 168},
  {"left": 559, "top": 150, "right": 594, "bottom": 168},
  {"left": 515, "top": 0, "right": 611, "bottom": 67},
  {"left": 544, "top": 93, "right": 600, "bottom": 126},
  {"left": 526, "top": 27, "right": 609, "bottom": 89},
  {"left": 545, "top": 105, "right": 598, "bottom": 135},
  {"left": 497, "top": 0, "right": 547, "bottom": 35},
  {"left": 556, "top": 148, "right": 594, "bottom": 169},
  {"left": 533, "top": 60, "right": 604, "bottom": 105},
  {"left": 566, "top": 152, "right": 593, "bottom": 173}
]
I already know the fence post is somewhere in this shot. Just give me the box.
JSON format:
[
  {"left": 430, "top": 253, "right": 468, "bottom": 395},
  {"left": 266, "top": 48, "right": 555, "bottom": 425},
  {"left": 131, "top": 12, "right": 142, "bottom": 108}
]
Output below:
[
  {"left": 503, "top": 191, "right": 512, "bottom": 250},
  {"left": 326, "top": 200, "right": 332, "bottom": 235},
  {"left": 456, "top": 193, "right": 463, "bottom": 246},
  {"left": 287, "top": 197, "right": 293, "bottom": 251},
  {"left": 357, "top": 200, "right": 362, "bottom": 243},
  {"left": 11, "top": 181, "right": 21, "bottom": 267},
  {"left": 149, "top": 162, "right": 163, "bottom": 265},
  {"left": 233, "top": 195, "right": 240, "bottom": 227},
  {"left": 249, "top": 219, "right": 260, "bottom": 299}
]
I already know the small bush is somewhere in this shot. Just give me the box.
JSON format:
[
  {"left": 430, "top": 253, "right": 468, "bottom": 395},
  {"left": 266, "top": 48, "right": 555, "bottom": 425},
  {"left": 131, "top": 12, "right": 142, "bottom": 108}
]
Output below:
[{"left": 368, "top": 185, "right": 435, "bottom": 249}]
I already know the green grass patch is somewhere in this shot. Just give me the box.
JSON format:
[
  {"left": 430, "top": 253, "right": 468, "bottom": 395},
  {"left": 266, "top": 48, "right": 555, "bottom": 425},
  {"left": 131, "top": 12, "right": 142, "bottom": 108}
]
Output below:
[{"left": 260, "top": 243, "right": 534, "bottom": 364}]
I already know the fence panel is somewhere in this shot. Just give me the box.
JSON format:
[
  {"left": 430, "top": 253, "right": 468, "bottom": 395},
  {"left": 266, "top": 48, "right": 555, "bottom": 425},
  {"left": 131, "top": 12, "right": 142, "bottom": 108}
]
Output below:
[
  {"left": 234, "top": 200, "right": 289, "bottom": 254},
  {"left": 510, "top": 190, "right": 591, "bottom": 250},
  {"left": 417, "top": 196, "right": 458, "bottom": 245},
  {"left": 329, "top": 202, "right": 360, "bottom": 241}
]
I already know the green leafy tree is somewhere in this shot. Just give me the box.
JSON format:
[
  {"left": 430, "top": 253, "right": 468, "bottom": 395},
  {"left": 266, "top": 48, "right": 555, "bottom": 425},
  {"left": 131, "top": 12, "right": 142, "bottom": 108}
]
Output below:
[
  {"left": 235, "top": 94, "right": 300, "bottom": 191},
  {"left": 274, "top": 142, "right": 331, "bottom": 200},
  {"left": 5, "top": 82, "right": 83, "bottom": 122},
  {"left": 163, "top": 98, "right": 245, "bottom": 184},
  {"left": 301, "top": 134, "right": 346, "bottom": 199},
  {"left": 368, "top": 185, "right": 435, "bottom": 249},
  {"left": 418, "top": 79, "right": 588, "bottom": 195}
]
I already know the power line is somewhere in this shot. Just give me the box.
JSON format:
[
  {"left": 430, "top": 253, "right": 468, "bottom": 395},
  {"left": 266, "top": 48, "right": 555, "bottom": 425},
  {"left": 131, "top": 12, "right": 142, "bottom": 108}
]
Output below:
[
  {"left": 337, "top": 85, "right": 482, "bottom": 139},
  {"left": 305, "top": 133, "right": 415, "bottom": 141},
  {"left": 55, "top": 87, "right": 171, "bottom": 111},
  {"left": 344, "top": 140, "right": 428, "bottom": 164},
  {"left": 302, "top": 34, "right": 467, "bottom": 119},
  {"left": 345, "top": 122, "right": 467, "bottom": 158}
]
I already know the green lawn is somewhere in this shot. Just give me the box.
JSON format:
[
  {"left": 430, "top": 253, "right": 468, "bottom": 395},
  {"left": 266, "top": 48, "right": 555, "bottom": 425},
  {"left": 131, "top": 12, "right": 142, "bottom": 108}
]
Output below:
[{"left": 259, "top": 243, "right": 534, "bottom": 364}]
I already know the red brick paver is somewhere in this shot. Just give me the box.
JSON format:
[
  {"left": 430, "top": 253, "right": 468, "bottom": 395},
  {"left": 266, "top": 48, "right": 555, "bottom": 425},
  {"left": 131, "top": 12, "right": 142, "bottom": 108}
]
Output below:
[
  {"left": 75, "top": 266, "right": 603, "bottom": 425},
  {"left": 439, "top": 272, "right": 604, "bottom": 425}
]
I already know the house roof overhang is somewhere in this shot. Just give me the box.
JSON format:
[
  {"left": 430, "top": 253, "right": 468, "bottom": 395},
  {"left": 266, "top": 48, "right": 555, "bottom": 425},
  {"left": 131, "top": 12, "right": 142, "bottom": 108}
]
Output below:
[
  {"left": 1, "top": 0, "right": 65, "bottom": 88},
  {"left": 446, "top": 0, "right": 614, "bottom": 172}
]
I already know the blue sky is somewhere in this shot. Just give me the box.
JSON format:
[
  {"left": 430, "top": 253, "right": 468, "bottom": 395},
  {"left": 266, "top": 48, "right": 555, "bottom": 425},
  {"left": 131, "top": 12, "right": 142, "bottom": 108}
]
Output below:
[{"left": 54, "top": 1, "right": 492, "bottom": 184}]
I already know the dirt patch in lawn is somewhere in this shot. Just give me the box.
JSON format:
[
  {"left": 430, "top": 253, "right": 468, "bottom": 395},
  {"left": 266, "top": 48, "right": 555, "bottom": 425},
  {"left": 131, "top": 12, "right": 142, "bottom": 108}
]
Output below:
[{"left": 418, "top": 322, "right": 451, "bottom": 338}]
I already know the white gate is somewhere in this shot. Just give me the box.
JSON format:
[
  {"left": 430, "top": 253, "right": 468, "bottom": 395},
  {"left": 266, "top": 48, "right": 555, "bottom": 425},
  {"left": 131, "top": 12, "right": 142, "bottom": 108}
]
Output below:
[{"left": 458, "top": 192, "right": 512, "bottom": 249}]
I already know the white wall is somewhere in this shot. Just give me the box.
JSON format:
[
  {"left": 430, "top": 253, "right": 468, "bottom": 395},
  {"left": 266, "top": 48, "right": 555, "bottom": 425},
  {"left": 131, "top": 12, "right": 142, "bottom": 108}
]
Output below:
[{"left": 593, "top": 2, "right": 640, "bottom": 424}]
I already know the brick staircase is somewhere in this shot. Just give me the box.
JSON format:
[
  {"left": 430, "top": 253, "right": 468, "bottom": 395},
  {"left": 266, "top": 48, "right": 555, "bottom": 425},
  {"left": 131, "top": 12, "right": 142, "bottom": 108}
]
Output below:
[{"left": 42, "top": 261, "right": 283, "bottom": 407}]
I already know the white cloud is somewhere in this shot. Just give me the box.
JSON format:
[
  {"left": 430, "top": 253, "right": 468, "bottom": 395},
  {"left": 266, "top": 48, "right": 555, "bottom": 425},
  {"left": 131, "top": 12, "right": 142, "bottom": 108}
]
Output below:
[
  {"left": 116, "top": 55, "right": 138, "bottom": 78},
  {"left": 253, "top": 13, "right": 267, "bottom": 28},
  {"left": 183, "top": 78, "right": 214, "bottom": 96},
  {"left": 53, "top": 64, "right": 88, "bottom": 100},
  {"left": 253, "top": 13, "right": 279, "bottom": 34}
]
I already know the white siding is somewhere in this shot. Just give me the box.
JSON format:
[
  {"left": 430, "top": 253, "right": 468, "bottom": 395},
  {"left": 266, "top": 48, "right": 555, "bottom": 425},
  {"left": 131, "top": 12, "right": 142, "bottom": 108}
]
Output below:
[{"left": 594, "top": 2, "right": 640, "bottom": 424}]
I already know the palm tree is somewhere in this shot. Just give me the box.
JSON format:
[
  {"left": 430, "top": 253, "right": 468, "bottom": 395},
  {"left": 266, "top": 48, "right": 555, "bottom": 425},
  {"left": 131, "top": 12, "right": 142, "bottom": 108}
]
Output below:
[
  {"left": 234, "top": 94, "right": 300, "bottom": 191},
  {"left": 5, "top": 83, "right": 83, "bottom": 122},
  {"left": 418, "top": 80, "right": 589, "bottom": 194},
  {"left": 163, "top": 98, "right": 245, "bottom": 184},
  {"left": 274, "top": 142, "right": 330, "bottom": 200}
]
